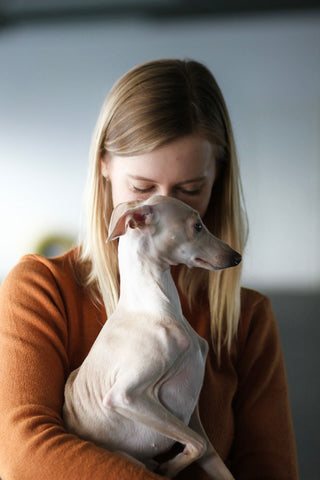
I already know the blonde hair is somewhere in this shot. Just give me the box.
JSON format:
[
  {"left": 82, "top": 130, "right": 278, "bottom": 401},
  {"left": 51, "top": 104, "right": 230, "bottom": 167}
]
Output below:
[{"left": 79, "top": 59, "right": 248, "bottom": 360}]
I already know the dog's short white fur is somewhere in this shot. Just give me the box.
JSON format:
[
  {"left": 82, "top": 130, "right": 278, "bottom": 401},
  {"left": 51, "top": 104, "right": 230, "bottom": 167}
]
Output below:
[{"left": 63, "top": 195, "right": 240, "bottom": 479}]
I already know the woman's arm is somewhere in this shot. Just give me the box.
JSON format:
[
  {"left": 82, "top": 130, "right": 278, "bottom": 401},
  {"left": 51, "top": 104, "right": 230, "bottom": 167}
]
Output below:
[
  {"left": 0, "top": 256, "right": 164, "bottom": 480},
  {"left": 230, "top": 292, "right": 299, "bottom": 479}
]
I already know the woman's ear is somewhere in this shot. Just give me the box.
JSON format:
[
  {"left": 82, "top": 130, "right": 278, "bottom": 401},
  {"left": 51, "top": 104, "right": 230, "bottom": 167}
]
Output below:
[{"left": 101, "top": 154, "right": 109, "bottom": 179}]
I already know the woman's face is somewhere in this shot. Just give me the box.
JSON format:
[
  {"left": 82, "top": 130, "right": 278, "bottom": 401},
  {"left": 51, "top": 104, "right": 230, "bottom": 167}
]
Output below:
[{"left": 101, "top": 134, "right": 217, "bottom": 217}]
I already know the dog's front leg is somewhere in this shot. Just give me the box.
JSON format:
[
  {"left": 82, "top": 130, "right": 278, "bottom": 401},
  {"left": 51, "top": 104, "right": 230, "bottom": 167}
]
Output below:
[
  {"left": 103, "top": 382, "right": 207, "bottom": 478},
  {"left": 189, "top": 404, "right": 235, "bottom": 480}
]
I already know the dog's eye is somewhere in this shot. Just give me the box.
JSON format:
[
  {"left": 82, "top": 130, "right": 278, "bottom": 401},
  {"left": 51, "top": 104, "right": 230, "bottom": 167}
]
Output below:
[{"left": 194, "top": 223, "right": 202, "bottom": 233}]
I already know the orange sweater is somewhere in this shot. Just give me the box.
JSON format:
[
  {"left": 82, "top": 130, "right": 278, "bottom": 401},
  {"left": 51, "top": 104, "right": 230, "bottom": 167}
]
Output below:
[{"left": 0, "top": 249, "right": 299, "bottom": 480}]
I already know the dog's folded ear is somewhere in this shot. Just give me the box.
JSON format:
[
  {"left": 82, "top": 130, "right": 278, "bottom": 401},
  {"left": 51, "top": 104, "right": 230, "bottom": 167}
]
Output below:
[{"left": 107, "top": 201, "right": 154, "bottom": 242}]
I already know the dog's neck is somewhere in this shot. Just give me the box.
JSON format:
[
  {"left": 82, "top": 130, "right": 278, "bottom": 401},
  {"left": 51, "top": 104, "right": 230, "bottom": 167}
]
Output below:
[{"left": 117, "top": 234, "right": 183, "bottom": 318}]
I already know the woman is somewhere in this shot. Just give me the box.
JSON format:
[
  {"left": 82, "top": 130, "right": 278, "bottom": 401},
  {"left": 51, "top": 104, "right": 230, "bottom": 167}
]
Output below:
[{"left": 0, "top": 59, "right": 299, "bottom": 479}]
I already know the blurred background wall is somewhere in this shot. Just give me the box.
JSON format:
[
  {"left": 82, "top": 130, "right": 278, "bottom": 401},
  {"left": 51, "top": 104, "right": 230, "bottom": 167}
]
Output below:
[{"left": 0, "top": 1, "right": 319, "bottom": 478}]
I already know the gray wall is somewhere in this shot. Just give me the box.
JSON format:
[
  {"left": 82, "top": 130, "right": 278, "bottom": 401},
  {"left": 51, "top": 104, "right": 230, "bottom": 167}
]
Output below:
[
  {"left": 1, "top": 12, "right": 320, "bottom": 291},
  {"left": 268, "top": 290, "right": 320, "bottom": 479}
]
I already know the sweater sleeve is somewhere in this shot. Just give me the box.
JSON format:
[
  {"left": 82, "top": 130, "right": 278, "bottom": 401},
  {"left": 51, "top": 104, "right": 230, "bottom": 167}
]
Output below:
[
  {"left": 230, "top": 292, "right": 299, "bottom": 479},
  {"left": 0, "top": 257, "right": 164, "bottom": 480}
]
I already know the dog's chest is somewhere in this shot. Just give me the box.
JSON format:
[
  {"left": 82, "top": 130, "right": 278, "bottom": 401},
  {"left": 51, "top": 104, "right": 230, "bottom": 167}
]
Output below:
[{"left": 158, "top": 331, "right": 208, "bottom": 423}]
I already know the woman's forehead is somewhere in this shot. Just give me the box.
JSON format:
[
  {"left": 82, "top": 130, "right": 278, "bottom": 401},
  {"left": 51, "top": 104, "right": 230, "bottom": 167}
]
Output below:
[{"left": 109, "top": 134, "right": 215, "bottom": 182}]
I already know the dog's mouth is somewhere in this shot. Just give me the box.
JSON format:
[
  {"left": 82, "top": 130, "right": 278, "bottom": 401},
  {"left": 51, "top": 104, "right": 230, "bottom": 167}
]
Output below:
[{"left": 193, "top": 257, "right": 215, "bottom": 269}]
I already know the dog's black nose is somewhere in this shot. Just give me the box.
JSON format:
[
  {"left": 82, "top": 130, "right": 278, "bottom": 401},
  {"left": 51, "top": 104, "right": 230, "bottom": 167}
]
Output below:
[{"left": 233, "top": 253, "right": 242, "bottom": 265}]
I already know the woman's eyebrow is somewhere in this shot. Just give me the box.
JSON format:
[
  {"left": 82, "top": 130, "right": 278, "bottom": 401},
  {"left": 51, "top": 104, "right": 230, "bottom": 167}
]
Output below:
[
  {"left": 176, "top": 176, "right": 207, "bottom": 186},
  {"left": 127, "top": 174, "right": 155, "bottom": 182},
  {"left": 127, "top": 174, "right": 207, "bottom": 184}
]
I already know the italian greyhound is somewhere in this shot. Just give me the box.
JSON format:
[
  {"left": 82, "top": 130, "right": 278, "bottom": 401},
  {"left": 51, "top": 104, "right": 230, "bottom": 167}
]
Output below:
[{"left": 63, "top": 195, "right": 241, "bottom": 479}]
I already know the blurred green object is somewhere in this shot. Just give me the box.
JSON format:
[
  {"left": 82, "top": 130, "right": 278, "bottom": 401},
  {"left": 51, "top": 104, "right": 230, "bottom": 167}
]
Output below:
[{"left": 35, "top": 233, "right": 75, "bottom": 258}]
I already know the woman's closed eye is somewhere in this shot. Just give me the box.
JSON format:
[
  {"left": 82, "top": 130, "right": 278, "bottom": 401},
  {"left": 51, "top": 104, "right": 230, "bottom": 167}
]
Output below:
[
  {"left": 129, "top": 184, "right": 155, "bottom": 193},
  {"left": 178, "top": 186, "right": 202, "bottom": 196},
  {"left": 176, "top": 181, "right": 205, "bottom": 196},
  {"left": 128, "top": 181, "right": 205, "bottom": 197}
]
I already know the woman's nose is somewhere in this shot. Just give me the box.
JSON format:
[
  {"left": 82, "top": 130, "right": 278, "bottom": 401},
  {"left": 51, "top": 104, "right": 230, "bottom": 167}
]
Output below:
[{"left": 158, "top": 186, "right": 175, "bottom": 198}]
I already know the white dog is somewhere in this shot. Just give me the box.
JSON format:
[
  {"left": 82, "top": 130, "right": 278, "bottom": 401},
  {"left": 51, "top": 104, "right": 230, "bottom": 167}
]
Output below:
[{"left": 63, "top": 195, "right": 240, "bottom": 479}]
